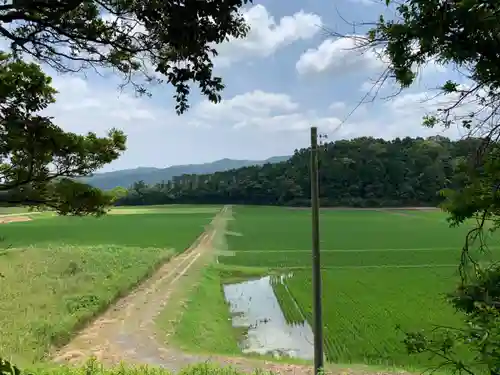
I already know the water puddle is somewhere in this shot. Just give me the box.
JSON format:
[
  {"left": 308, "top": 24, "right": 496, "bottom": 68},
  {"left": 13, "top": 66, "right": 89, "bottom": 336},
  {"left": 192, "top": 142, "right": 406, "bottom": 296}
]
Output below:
[{"left": 223, "top": 275, "right": 314, "bottom": 360}]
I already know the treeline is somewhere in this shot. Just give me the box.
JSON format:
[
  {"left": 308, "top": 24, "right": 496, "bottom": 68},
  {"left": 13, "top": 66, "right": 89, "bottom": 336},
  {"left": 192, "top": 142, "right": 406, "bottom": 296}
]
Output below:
[{"left": 114, "top": 136, "right": 481, "bottom": 207}]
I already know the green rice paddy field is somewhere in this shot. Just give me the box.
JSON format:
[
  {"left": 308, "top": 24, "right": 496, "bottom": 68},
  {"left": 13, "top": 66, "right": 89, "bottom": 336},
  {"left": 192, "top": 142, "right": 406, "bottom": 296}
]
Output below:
[{"left": 218, "top": 206, "right": 500, "bottom": 367}]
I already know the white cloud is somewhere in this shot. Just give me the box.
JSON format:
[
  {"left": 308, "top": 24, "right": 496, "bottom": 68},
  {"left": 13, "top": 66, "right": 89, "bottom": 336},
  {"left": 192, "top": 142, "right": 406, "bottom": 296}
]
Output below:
[
  {"left": 342, "top": 90, "right": 472, "bottom": 140},
  {"left": 386, "top": 88, "right": 477, "bottom": 118},
  {"left": 357, "top": 78, "right": 403, "bottom": 105},
  {"left": 45, "top": 75, "right": 172, "bottom": 136},
  {"left": 296, "top": 36, "right": 385, "bottom": 75},
  {"left": 387, "top": 91, "right": 441, "bottom": 114},
  {"left": 385, "top": 87, "right": 494, "bottom": 138},
  {"left": 359, "top": 79, "right": 388, "bottom": 93},
  {"left": 317, "top": 87, "right": 489, "bottom": 142},
  {"left": 233, "top": 113, "right": 341, "bottom": 132},
  {"left": 47, "top": 77, "right": 468, "bottom": 144},
  {"left": 193, "top": 90, "right": 298, "bottom": 122},
  {"left": 46, "top": 76, "right": 342, "bottom": 138},
  {"left": 190, "top": 90, "right": 340, "bottom": 132},
  {"left": 329, "top": 101, "right": 347, "bottom": 111},
  {"left": 297, "top": 35, "right": 448, "bottom": 83},
  {"left": 214, "top": 5, "right": 322, "bottom": 67}
]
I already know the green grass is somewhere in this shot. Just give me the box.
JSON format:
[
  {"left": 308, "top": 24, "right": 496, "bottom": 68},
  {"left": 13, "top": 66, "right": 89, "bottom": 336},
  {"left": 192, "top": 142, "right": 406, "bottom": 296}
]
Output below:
[
  {"left": 0, "top": 208, "right": 214, "bottom": 365},
  {"left": 217, "top": 206, "right": 499, "bottom": 368},
  {"left": 166, "top": 266, "right": 241, "bottom": 355}
]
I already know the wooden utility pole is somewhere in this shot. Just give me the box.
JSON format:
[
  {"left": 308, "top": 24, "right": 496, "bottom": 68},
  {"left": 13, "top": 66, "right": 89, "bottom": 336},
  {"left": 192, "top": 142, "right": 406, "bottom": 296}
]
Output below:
[{"left": 310, "top": 126, "right": 324, "bottom": 375}]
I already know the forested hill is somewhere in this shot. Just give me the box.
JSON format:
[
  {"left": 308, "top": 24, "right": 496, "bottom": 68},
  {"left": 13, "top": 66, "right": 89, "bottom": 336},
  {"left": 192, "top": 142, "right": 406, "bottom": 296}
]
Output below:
[
  {"left": 85, "top": 156, "right": 290, "bottom": 190},
  {"left": 116, "top": 136, "right": 481, "bottom": 208}
]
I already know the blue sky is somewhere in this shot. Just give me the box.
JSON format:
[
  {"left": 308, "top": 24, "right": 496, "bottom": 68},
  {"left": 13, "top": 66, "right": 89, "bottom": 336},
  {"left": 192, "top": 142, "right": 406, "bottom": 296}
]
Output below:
[{"left": 25, "top": 0, "right": 469, "bottom": 171}]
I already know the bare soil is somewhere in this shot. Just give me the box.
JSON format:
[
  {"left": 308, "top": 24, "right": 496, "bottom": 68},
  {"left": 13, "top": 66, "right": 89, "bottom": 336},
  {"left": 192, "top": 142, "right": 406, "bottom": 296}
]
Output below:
[
  {"left": 0, "top": 216, "right": 32, "bottom": 224},
  {"left": 52, "top": 205, "right": 408, "bottom": 375}
]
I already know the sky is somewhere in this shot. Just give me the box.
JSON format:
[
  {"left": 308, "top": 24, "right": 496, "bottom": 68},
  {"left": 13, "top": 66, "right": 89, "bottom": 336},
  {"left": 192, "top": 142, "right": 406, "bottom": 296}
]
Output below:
[{"left": 7, "top": 0, "right": 471, "bottom": 172}]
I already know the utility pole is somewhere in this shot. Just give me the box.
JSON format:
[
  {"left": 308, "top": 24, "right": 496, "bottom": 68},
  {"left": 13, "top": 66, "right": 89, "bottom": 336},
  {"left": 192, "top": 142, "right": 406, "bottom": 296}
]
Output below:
[{"left": 310, "top": 126, "right": 324, "bottom": 375}]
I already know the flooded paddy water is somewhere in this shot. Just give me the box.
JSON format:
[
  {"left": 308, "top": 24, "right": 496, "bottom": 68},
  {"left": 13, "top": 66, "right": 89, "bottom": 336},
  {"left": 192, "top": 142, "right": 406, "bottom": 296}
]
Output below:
[{"left": 223, "top": 275, "right": 314, "bottom": 360}]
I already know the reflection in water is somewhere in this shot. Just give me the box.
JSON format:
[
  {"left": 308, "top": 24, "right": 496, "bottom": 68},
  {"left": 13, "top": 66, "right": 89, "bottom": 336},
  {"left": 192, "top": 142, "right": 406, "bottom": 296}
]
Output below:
[{"left": 223, "top": 276, "right": 314, "bottom": 360}]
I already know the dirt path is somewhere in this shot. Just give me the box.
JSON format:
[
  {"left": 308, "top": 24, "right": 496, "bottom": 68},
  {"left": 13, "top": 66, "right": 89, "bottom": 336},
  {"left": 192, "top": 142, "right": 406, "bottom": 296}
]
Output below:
[{"left": 52, "top": 205, "right": 402, "bottom": 375}]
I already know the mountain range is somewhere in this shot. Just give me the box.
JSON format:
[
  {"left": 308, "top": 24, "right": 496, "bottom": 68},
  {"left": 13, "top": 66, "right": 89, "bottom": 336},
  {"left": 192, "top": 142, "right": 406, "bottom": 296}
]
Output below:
[{"left": 84, "top": 156, "right": 291, "bottom": 190}]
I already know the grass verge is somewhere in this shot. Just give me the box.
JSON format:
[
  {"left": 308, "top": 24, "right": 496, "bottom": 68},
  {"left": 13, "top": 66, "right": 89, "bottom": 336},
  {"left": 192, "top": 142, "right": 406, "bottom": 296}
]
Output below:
[
  {"left": 0, "top": 244, "right": 174, "bottom": 365},
  {"left": 155, "top": 244, "right": 215, "bottom": 345},
  {"left": 162, "top": 265, "right": 242, "bottom": 355}
]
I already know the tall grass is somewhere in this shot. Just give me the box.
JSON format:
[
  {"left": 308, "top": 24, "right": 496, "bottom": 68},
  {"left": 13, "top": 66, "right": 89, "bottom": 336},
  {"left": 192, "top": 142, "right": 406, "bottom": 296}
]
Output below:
[{"left": 0, "top": 244, "right": 174, "bottom": 364}]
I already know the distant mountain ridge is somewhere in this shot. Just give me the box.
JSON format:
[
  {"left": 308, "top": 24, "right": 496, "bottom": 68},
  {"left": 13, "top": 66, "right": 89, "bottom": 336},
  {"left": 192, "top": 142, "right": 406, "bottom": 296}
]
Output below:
[{"left": 84, "top": 156, "right": 291, "bottom": 190}]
